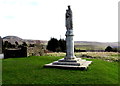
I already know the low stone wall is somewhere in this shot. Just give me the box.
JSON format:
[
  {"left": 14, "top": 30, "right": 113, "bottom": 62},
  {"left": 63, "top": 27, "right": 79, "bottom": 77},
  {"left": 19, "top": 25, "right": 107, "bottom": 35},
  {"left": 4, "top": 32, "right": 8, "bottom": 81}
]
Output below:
[
  {"left": 4, "top": 45, "right": 44, "bottom": 58},
  {"left": 27, "top": 46, "right": 44, "bottom": 56},
  {"left": 4, "top": 47, "right": 27, "bottom": 58}
]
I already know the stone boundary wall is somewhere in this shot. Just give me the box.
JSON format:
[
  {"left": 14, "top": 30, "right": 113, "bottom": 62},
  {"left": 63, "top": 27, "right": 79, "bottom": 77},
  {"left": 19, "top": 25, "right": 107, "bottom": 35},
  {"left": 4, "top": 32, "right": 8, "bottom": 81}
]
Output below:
[
  {"left": 27, "top": 46, "right": 44, "bottom": 56},
  {"left": 4, "top": 45, "right": 44, "bottom": 58},
  {"left": 4, "top": 47, "right": 27, "bottom": 58}
]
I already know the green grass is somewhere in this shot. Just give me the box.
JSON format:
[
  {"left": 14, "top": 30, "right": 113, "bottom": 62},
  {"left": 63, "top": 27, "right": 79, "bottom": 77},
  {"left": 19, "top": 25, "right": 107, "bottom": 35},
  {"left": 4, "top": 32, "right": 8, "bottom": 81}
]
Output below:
[{"left": 2, "top": 56, "right": 119, "bottom": 85}]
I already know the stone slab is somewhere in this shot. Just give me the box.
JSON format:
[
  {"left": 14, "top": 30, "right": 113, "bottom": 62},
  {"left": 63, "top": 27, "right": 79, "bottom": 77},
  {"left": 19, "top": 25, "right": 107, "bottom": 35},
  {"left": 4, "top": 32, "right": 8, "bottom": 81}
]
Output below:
[
  {"left": 44, "top": 58, "right": 92, "bottom": 70},
  {"left": 53, "top": 61, "right": 81, "bottom": 66},
  {"left": 58, "top": 58, "right": 82, "bottom": 62},
  {"left": 52, "top": 58, "right": 87, "bottom": 66}
]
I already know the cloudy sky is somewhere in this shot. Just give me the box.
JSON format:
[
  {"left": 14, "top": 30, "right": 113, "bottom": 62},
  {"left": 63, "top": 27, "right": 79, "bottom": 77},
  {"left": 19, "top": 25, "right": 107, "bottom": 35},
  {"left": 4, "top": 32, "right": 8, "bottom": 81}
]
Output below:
[{"left": 0, "top": 0, "right": 119, "bottom": 42}]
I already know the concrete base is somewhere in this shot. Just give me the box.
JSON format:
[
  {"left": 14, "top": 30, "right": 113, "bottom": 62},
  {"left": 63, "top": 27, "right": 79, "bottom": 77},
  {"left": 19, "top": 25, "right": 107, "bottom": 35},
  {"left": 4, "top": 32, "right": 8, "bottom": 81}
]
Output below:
[{"left": 44, "top": 58, "right": 92, "bottom": 70}]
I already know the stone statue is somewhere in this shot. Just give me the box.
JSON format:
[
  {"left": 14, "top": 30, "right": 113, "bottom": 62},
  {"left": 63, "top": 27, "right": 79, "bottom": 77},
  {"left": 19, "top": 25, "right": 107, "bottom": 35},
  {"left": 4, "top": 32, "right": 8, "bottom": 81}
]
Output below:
[
  {"left": 44, "top": 5, "right": 92, "bottom": 70},
  {"left": 66, "top": 5, "right": 73, "bottom": 30}
]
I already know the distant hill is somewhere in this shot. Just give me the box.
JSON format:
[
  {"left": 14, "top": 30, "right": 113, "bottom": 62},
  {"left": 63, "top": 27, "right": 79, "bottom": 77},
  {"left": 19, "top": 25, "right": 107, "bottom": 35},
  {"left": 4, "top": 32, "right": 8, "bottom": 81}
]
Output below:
[
  {"left": 3, "top": 36, "right": 47, "bottom": 45},
  {"left": 2, "top": 36, "right": 118, "bottom": 50},
  {"left": 74, "top": 41, "right": 118, "bottom": 47},
  {"left": 74, "top": 41, "right": 118, "bottom": 50},
  {"left": 3, "top": 36, "right": 23, "bottom": 44}
]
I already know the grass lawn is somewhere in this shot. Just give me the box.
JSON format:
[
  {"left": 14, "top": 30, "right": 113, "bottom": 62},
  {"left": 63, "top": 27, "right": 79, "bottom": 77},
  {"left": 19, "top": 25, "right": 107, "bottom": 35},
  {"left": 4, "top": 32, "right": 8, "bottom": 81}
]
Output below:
[{"left": 2, "top": 56, "right": 119, "bottom": 85}]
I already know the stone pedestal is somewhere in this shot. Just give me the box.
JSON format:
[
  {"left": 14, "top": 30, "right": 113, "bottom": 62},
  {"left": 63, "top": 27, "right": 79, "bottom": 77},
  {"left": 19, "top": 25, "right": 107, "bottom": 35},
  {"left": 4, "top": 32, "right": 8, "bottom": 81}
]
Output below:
[
  {"left": 44, "top": 58, "right": 92, "bottom": 70},
  {"left": 65, "top": 30, "right": 76, "bottom": 60}
]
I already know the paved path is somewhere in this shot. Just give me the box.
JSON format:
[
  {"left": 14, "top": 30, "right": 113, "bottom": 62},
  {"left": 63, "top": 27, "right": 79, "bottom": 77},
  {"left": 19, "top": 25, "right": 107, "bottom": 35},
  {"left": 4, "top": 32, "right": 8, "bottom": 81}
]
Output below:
[{"left": 0, "top": 54, "right": 4, "bottom": 59}]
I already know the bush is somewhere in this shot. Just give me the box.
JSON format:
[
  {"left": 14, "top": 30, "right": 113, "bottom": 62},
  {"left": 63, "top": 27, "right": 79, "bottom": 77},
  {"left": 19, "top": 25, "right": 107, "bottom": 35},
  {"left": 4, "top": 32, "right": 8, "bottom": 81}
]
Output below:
[
  {"left": 47, "top": 38, "right": 66, "bottom": 52},
  {"left": 105, "top": 46, "right": 113, "bottom": 52}
]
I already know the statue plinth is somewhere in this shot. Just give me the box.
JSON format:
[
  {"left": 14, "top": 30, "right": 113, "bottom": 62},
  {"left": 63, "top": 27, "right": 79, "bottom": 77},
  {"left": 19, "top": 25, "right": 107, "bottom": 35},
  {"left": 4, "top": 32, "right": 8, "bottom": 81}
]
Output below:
[{"left": 65, "top": 30, "right": 76, "bottom": 60}]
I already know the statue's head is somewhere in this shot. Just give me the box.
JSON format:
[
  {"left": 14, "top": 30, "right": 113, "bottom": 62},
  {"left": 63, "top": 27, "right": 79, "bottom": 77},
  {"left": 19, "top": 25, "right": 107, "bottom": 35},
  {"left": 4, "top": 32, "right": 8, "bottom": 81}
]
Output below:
[{"left": 68, "top": 5, "right": 71, "bottom": 10}]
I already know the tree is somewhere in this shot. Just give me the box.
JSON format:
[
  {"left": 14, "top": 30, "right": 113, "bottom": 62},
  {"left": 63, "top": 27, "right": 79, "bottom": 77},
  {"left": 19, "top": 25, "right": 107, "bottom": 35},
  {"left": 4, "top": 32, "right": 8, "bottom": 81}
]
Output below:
[
  {"left": 18, "top": 45, "right": 23, "bottom": 48},
  {"left": 59, "top": 39, "right": 66, "bottom": 52},
  {"left": 3, "top": 41, "right": 13, "bottom": 48},
  {"left": 3, "top": 41, "right": 9, "bottom": 48},
  {"left": 105, "top": 46, "right": 113, "bottom": 52},
  {"left": 22, "top": 42, "right": 27, "bottom": 47},
  {"left": 2, "top": 41, "right": 16, "bottom": 52},
  {"left": 29, "top": 44, "right": 35, "bottom": 47},
  {"left": 47, "top": 38, "right": 59, "bottom": 52},
  {"left": 47, "top": 38, "right": 66, "bottom": 52},
  {"left": 15, "top": 41, "right": 19, "bottom": 48},
  {"left": 15, "top": 41, "right": 19, "bottom": 45}
]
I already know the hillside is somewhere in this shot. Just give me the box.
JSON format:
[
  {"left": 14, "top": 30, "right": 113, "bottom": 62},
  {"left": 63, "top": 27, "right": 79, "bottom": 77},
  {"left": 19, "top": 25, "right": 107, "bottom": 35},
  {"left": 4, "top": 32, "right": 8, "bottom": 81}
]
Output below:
[
  {"left": 75, "top": 41, "right": 118, "bottom": 46},
  {"left": 74, "top": 41, "right": 118, "bottom": 50},
  {"left": 3, "top": 36, "right": 47, "bottom": 45},
  {"left": 3, "top": 36, "right": 23, "bottom": 44}
]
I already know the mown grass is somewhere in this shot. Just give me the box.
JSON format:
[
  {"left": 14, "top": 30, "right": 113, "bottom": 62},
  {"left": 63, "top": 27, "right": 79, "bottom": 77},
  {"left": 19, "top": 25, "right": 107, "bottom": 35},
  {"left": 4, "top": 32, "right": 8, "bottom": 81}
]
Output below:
[{"left": 2, "top": 56, "right": 119, "bottom": 85}]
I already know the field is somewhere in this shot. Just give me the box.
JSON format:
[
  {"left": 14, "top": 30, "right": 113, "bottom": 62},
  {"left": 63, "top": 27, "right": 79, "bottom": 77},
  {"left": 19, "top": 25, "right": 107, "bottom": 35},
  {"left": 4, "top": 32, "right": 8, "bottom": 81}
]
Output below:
[
  {"left": 75, "top": 45, "right": 105, "bottom": 50},
  {"left": 46, "top": 52, "right": 119, "bottom": 62},
  {"left": 2, "top": 52, "right": 119, "bottom": 85}
]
